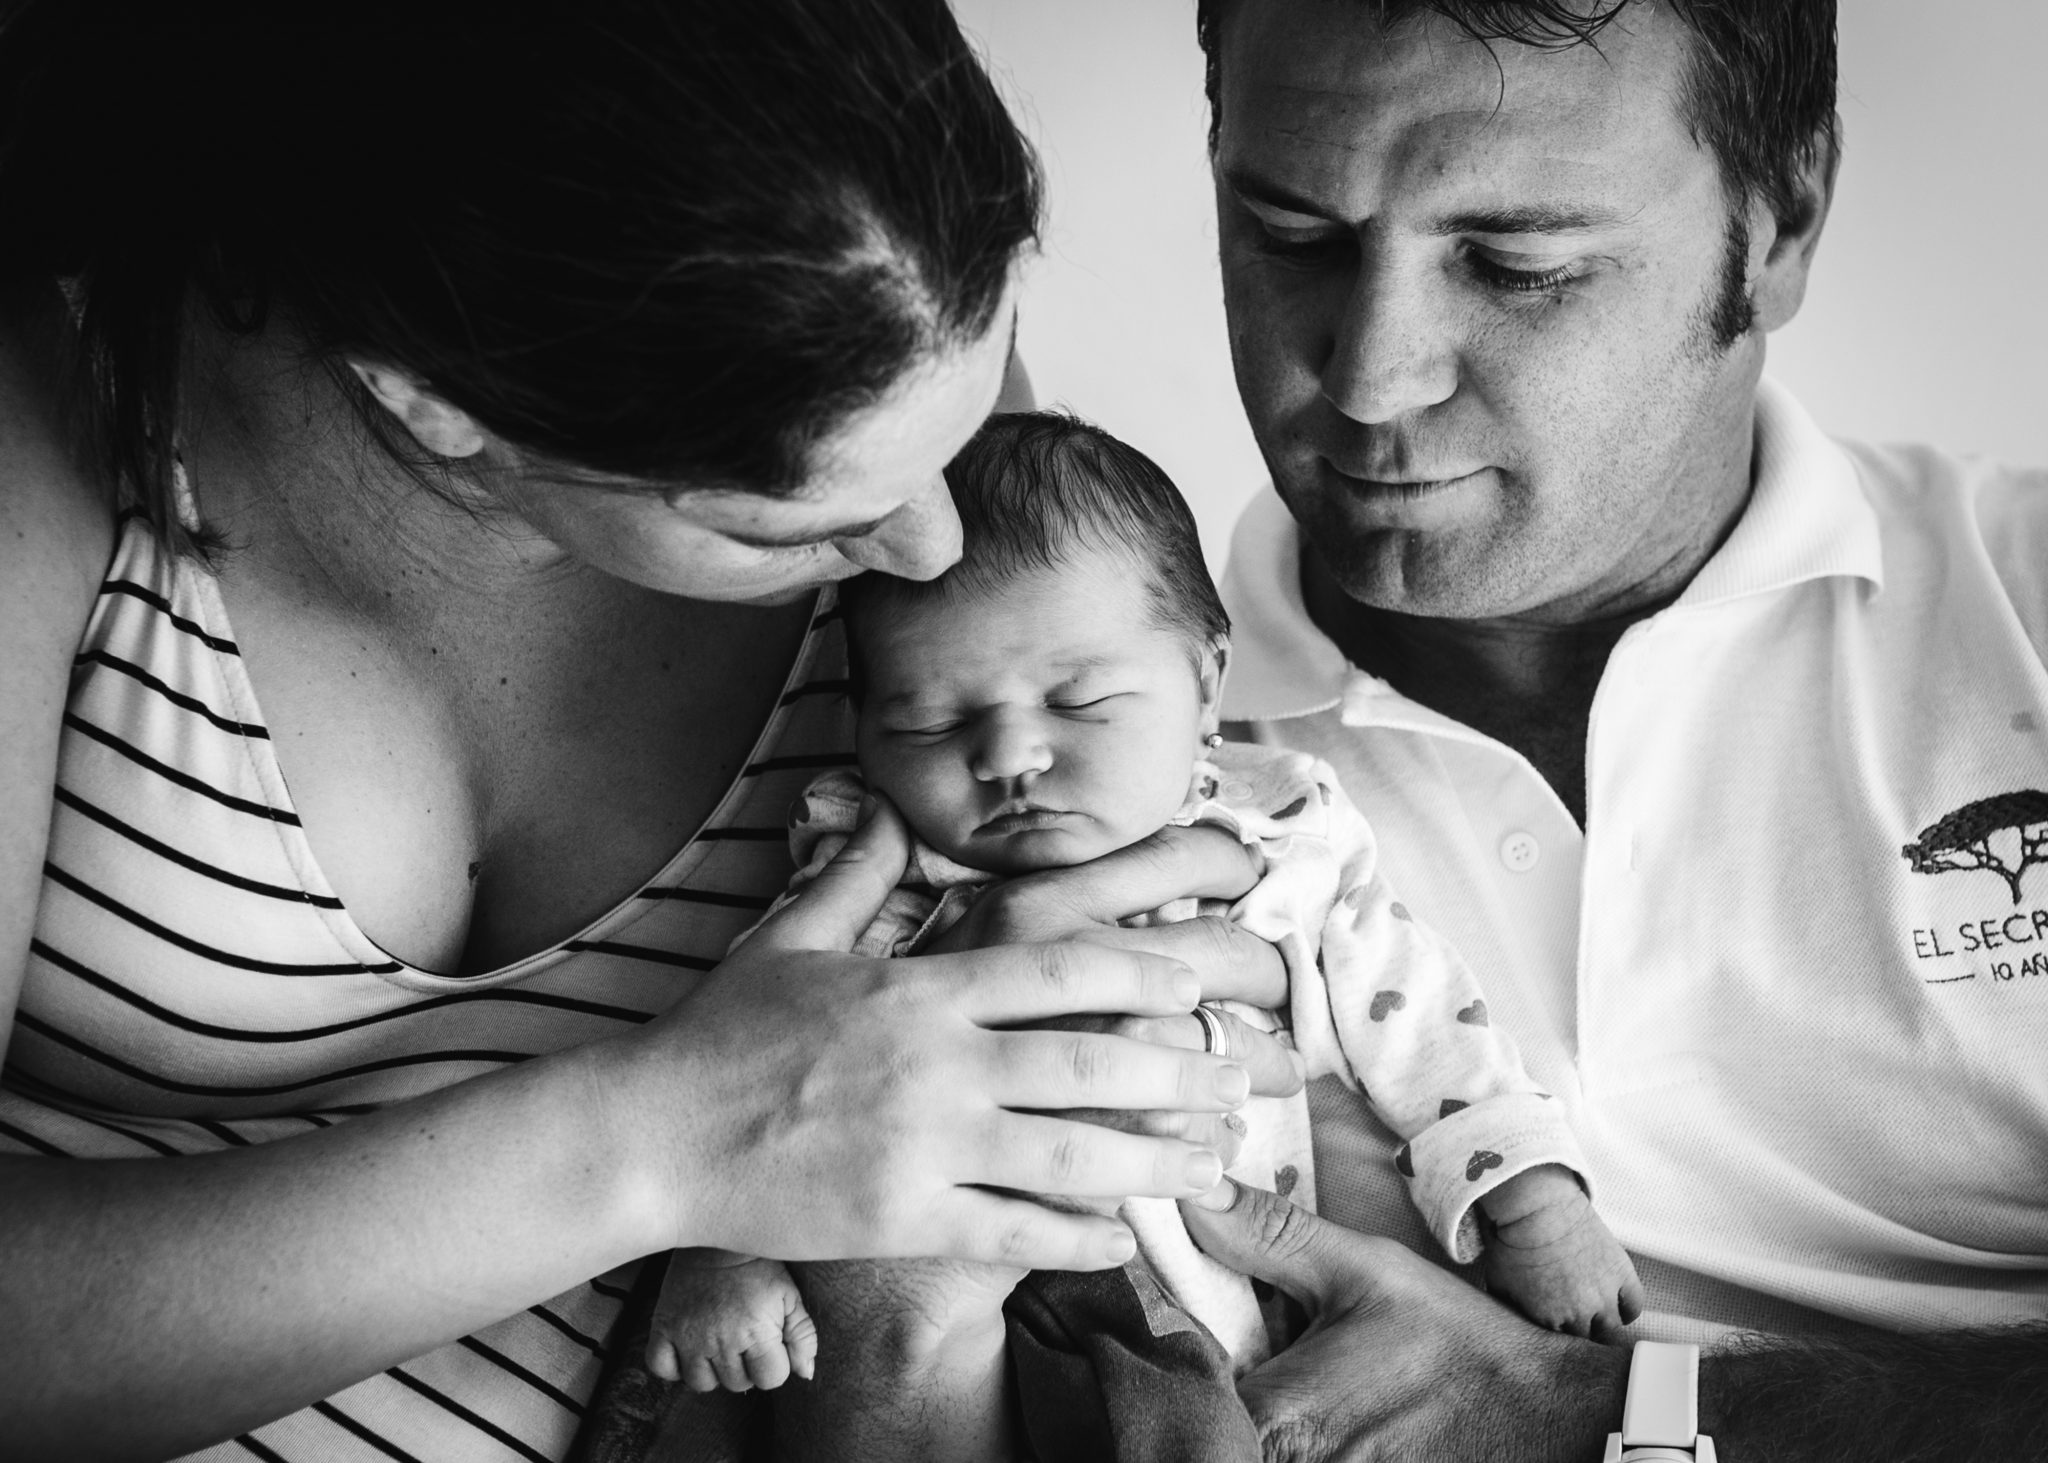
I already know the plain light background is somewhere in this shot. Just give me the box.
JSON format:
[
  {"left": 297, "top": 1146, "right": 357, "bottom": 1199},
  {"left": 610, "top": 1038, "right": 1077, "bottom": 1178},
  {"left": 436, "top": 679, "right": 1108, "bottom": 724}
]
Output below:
[{"left": 950, "top": 0, "right": 2048, "bottom": 571}]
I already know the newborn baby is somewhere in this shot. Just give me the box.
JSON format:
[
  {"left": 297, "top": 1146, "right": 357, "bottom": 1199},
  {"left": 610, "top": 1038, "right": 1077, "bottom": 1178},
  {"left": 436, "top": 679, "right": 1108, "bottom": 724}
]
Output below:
[{"left": 647, "top": 412, "right": 1642, "bottom": 1434}]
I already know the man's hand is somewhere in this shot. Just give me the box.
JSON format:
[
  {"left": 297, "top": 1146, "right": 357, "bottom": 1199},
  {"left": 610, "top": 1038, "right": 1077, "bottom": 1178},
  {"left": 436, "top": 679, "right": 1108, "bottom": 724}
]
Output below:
[{"left": 1181, "top": 1179, "right": 1627, "bottom": 1462}]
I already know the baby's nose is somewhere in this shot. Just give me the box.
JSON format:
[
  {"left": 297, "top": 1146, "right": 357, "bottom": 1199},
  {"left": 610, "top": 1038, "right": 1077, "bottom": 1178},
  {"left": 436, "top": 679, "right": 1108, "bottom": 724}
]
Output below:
[{"left": 970, "top": 713, "right": 1053, "bottom": 782}]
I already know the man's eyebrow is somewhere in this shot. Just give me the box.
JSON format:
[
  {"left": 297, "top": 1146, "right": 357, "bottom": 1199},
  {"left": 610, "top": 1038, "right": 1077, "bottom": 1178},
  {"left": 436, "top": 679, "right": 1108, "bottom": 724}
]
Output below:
[
  {"left": 1222, "top": 168, "right": 1337, "bottom": 219},
  {"left": 1430, "top": 203, "right": 1633, "bottom": 236},
  {"left": 1225, "top": 168, "right": 1631, "bottom": 237}
]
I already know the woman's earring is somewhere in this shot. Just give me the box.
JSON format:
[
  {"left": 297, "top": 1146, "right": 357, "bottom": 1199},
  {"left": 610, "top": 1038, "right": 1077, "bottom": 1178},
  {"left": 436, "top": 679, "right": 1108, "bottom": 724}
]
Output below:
[{"left": 1203, "top": 732, "right": 1224, "bottom": 750}]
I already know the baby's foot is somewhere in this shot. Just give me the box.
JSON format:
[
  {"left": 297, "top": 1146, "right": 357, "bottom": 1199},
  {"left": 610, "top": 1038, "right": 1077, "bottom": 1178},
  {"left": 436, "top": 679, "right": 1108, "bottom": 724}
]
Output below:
[
  {"left": 648, "top": 1250, "right": 818, "bottom": 1392},
  {"left": 1476, "top": 1164, "right": 1643, "bottom": 1342}
]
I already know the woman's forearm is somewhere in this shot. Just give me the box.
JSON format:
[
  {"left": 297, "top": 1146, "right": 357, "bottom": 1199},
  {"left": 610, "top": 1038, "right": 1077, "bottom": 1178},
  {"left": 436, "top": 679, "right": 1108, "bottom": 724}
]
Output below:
[{"left": 0, "top": 1038, "right": 668, "bottom": 1461}]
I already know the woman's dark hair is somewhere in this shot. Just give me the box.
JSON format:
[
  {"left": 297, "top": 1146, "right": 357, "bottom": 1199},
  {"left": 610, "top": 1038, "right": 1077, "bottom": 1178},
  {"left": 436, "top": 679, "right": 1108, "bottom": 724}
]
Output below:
[
  {"left": 1196, "top": 0, "right": 1837, "bottom": 238},
  {"left": 840, "top": 410, "right": 1230, "bottom": 696},
  {"left": 0, "top": 0, "right": 1041, "bottom": 551}
]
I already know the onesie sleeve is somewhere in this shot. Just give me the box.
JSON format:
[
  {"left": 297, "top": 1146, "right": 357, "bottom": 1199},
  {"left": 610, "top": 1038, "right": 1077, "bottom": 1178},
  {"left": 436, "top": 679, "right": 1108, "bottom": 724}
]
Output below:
[
  {"left": 1290, "top": 767, "right": 1590, "bottom": 1265},
  {"left": 724, "top": 769, "right": 941, "bottom": 960}
]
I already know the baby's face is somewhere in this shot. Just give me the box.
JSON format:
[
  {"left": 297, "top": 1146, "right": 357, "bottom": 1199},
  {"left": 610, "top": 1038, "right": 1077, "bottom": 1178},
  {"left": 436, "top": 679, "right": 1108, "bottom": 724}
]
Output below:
[{"left": 854, "top": 545, "right": 1221, "bottom": 875}]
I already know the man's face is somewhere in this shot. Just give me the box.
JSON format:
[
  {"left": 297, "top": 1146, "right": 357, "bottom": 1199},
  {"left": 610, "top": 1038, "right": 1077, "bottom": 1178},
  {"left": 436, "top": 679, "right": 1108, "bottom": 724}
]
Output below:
[{"left": 1215, "top": 0, "right": 1771, "bottom": 622}]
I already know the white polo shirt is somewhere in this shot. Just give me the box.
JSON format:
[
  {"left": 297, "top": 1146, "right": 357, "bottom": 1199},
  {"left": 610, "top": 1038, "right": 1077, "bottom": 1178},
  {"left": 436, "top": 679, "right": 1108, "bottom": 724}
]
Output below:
[{"left": 1220, "top": 380, "right": 2048, "bottom": 1341}]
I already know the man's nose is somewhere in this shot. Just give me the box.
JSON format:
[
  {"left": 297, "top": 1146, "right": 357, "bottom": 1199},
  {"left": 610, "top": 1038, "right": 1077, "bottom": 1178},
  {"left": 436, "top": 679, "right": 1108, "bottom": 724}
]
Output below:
[
  {"left": 1319, "top": 255, "right": 1457, "bottom": 426},
  {"left": 969, "top": 710, "right": 1053, "bottom": 783},
  {"left": 836, "top": 473, "right": 963, "bottom": 580}
]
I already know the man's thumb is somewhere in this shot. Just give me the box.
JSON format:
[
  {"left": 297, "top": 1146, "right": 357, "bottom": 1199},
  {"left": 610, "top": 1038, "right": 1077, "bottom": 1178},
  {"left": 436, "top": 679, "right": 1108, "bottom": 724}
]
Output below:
[
  {"left": 745, "top": 793, "right": 912, "bottom": 954},
  {"left": 1180, "top": 1179, "right": 1361, "bottom": 1315}
]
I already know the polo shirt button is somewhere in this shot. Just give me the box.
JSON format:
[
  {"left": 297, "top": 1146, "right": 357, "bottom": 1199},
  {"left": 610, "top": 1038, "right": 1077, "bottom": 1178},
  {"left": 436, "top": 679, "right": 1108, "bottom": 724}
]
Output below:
[
  {"left": 1499, "top": 831, "right": 1541, "bottom": 872},
  {"left": 1221, "top": 780, "right": 1255, "bottom": 801}
]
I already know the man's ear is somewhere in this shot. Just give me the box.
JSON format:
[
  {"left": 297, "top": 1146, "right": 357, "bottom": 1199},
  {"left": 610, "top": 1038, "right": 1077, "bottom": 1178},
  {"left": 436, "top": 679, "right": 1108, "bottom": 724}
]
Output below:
[
  {"left": 1199, "top": 633, "right": 1232, "bottom": 735},
  {"left": 346, "top": 359, "right": 488, "bottom": 459},
  {"left": 1749, "top": 118, "right": 1842, "bottom": 334}
]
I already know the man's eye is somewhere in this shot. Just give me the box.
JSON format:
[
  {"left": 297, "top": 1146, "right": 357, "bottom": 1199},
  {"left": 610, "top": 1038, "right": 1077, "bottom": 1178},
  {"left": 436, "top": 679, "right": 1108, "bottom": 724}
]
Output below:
[
  {"left": 1252, "top": 226, "right": 1353, "bottom": 267},
  {"left": 1467, "top": 249, "right": 1581, "bottom": 296},
  {"left": 1048, "top": 696, "right": 1117, "bottom": 715}
]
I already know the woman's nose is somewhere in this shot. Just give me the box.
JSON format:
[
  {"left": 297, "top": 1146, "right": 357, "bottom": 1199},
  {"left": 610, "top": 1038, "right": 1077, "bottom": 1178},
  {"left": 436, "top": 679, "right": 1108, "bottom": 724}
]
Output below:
[
  {"left": 835, "top": 474, "right": 963, "bottom": 580},
  {"left": 969, "top": 711, "right": 1053, "bottom": 783}
]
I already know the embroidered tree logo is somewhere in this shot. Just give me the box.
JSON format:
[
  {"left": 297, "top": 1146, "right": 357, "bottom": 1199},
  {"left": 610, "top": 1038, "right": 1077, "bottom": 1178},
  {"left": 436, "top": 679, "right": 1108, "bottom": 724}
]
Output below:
[{"left": 1901, "top": 790, "right": 2048, "bottom": 906}]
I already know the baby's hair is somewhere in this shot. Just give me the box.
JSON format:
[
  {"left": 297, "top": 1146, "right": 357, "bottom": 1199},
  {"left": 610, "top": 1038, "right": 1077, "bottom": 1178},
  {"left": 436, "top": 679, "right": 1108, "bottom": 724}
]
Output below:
[{"left": 840, "top": 410, "right": 1229, "bottom": 693}]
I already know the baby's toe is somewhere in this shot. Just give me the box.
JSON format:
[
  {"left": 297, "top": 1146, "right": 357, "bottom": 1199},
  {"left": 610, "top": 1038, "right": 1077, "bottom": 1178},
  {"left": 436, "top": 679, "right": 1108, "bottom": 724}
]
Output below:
[
  {"left": 644, "top": 1336, "right": 681, "bottom": 1384},
  {"left": 681, "top": 1356, "right": 721, "bottom": 1394},
  {"left": 742, "top": 1340, "right": 794, "bottom": 1390}
]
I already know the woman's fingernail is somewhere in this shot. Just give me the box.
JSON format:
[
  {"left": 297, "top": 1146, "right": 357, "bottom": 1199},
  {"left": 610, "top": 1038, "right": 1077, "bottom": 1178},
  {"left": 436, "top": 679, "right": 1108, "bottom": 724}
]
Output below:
[
  {"left": 1104, "top": 1227, "right": 1137, "bottom": 1264},
  {"left": 855, "top": 794, "right": 878, "bottom": 828},
  {"left": 1288, "top": 1049, "right": 1308, "bottom": 1084},
  {"left": 1170, "top": 967, "right": 1202, "bottom": 1008},
  {"left": 1215, "top": 1063, "right": 1250, "bottom": 1105},
  {"left": 1186, "top": 1149, "right": 1224, "bottom": 1192},
  {"left": 1188, "top": 1178, "right": 1237, "bottom": 1212}
]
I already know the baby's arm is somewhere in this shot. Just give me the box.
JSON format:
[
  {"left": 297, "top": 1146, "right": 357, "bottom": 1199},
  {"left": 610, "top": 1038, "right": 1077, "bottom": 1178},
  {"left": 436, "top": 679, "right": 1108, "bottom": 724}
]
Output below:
[
  {"left": 1290, "top": 772, "right": 1641, "bottom": 1338},
  {"left": 648, "top": 1248, "right": 818, "bottom": 1392}
]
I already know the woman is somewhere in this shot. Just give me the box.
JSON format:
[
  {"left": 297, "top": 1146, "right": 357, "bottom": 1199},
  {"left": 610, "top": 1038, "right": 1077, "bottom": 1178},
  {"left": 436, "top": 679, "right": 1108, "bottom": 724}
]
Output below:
[{"left": 0, "top": 3, "right": 1295, "bottom": 1458}]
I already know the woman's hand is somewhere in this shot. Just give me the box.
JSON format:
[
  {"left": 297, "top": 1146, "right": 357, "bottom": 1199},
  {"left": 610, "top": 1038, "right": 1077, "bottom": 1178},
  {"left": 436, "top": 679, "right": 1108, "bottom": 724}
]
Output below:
[
  {"left": 1180, "top": 1180, "right": 1630, "bottom": 1462},
  {"left": 923, "top": 821, "right": 1304, "bottom": 1151},
  {"left": 617, "top": 798, "right": 1253, "bottom": 1274},
  {"left": 924, "top": 822, "right": 1286, "bottom": 1005}
]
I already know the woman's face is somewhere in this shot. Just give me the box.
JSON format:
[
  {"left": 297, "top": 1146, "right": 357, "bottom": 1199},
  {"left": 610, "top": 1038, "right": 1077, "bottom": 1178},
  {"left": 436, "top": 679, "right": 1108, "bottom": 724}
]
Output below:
[{"left": 489, "top": 290, "right": 1018, "bottom": 604}]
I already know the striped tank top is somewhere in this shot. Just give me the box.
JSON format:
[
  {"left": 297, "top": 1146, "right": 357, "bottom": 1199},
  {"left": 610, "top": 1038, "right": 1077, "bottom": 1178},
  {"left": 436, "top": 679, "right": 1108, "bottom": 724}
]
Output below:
[{"left": 5, "top": 510, "right": 854, "bottom": 1461}]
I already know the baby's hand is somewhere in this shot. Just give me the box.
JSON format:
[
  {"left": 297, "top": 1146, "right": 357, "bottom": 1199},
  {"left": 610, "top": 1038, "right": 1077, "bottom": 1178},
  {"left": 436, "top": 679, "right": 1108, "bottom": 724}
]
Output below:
[
  {"left": 1476, "top": 1164, "right": 1643, "bottom": 1342},
  {"left": 648, "top": 1250, "right": 818, "bottom": 1392}
]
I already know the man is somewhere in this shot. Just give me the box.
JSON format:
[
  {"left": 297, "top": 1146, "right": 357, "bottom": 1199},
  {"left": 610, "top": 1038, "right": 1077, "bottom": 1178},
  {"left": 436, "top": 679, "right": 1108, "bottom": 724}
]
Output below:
[{"left": 1182, "top": 0, "right": 2048, "bottom": 1457}]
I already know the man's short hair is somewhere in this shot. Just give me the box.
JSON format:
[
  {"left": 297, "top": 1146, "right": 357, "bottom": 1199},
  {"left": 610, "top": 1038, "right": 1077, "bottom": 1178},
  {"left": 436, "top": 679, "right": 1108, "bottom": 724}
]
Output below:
[
  {"left": 1196, "top": 0, "right": 1838, "bottom": 238},
  {"left": 839, "top": 411, "right": 1230, "bottom": 694}
]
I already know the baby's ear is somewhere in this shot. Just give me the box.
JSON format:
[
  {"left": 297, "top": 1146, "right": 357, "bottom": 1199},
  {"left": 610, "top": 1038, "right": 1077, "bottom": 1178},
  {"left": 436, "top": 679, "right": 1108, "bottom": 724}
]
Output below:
[{"left": 1199, "top": 634, "right": 1231, "bottom": 724}]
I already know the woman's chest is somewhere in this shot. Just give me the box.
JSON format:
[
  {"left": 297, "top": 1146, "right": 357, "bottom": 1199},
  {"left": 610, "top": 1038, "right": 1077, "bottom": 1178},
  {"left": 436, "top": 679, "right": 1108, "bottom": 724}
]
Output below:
[{"left": 225, "top": 574, "right": 817, "bottom": 974}]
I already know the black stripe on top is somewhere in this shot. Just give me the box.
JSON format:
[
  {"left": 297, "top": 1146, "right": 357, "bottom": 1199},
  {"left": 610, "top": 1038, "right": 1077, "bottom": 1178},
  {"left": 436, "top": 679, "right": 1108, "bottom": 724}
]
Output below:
[
  {"left": 385, "top": 1367, "right": 555, "bottom": 1463},
  {"left": 62, "top": 714, "right": 302, "bottom": 825},
  {"left": 13, "top": 1010, "right": 529, "bottom": 1099},
  {"left": 455, "top": 1335, "right": 588, "bottom": 1416},
  {"left": 41, "top": 864, "right": 398, "bottom": 976},
  {"left": 691, "top": 827, "right": 789, "bottom": 843},
  {"left": 562, "top": 940, "right": 715, "bottom": 972},
  {"left": 32, "top": 938, "right": 652, "bottom": 1042},
  {"left": 72, "top": 649, "right": 270, "bottom": 739},
  {"left": 100, "top": 579, "right": 241, "bottom": 654},
  {"left": 633, "top": 886, "right": 772, "bottom": 910},
  {"left": 54, "top": 787, "right": 344, "bottom": 909},
  {"left": 310, "top": 1400, "right": 423, "bottom": 1463},
  {"left": 233, "top": 1432, "right": 292, "bottom": 1463},
  {"left": 527, "top": 1303, "right": 610, "bottom": 1360},
  {"left": 0, "top": 1116, "right": 72, "bottom": 1157},
  {"left": 0, "top": 1071, "right": 184, "bottom": 1156}
]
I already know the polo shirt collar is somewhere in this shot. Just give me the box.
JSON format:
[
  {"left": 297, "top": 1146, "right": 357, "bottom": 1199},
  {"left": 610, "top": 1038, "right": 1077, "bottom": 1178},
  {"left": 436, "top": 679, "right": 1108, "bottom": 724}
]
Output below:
[{"left": 1219, "top": 378, "right": 1886, "bottom": 726}]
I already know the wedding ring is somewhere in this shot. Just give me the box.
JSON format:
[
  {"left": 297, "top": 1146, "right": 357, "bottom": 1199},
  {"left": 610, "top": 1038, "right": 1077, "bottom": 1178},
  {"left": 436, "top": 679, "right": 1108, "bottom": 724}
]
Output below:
[{"left": 1193, "top": 1003, "right": 1231, "bottom": 1060}]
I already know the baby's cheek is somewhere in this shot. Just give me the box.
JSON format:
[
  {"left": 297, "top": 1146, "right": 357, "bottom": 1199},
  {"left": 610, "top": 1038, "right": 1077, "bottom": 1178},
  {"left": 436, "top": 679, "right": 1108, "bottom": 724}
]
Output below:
[{"left": 866, "top": 750, "right": 978, "bottom": 858}]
